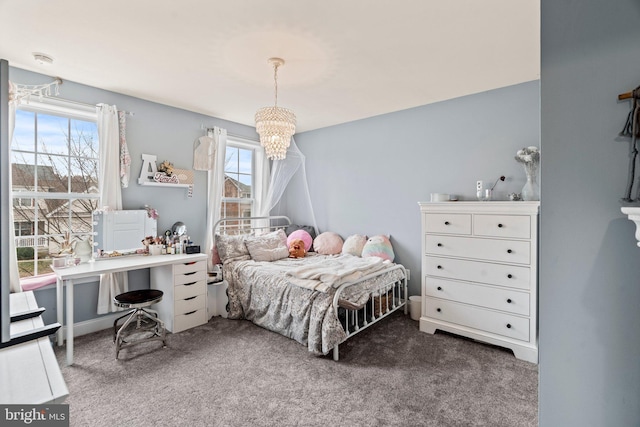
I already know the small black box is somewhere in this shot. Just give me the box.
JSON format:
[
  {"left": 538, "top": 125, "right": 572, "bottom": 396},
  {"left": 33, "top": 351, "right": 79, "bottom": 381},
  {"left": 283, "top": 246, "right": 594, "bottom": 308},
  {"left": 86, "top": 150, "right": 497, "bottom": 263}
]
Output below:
[{"left": 185, "top": 245, "right": 201, "bottom": 254}]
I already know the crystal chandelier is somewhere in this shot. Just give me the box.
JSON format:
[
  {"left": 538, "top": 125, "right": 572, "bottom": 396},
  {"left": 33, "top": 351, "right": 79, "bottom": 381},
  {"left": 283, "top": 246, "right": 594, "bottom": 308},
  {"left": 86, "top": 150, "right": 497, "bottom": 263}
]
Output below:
[{"left": 255, "top": 58, "right": 296, "bottom": 160}]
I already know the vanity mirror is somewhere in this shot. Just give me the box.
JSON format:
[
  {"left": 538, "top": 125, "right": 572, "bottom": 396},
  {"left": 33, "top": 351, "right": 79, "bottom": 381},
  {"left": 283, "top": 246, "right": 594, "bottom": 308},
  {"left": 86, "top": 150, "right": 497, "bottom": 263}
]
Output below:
[{"left": 93, "top": 209, "right": 157, "bottom": 258}]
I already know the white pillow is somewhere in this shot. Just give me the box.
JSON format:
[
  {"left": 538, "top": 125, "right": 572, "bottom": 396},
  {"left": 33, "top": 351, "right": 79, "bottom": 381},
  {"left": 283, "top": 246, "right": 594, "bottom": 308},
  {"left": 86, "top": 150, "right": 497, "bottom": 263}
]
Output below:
[
  {"left": 245, "top": 229, "right": 289, "bottom": 262},
  {"left": 342, "top": 234, "right": 368, "bottom": 256}
]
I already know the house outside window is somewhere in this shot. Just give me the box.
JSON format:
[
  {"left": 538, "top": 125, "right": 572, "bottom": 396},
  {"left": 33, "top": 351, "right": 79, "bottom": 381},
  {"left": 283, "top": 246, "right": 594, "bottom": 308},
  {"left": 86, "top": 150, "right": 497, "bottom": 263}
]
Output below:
[
  {"left": 220, "top": 139, "right": 255, "bottom": 234},
  {"left": 12, "top": 105, "right": 99, "bottom": 278}
]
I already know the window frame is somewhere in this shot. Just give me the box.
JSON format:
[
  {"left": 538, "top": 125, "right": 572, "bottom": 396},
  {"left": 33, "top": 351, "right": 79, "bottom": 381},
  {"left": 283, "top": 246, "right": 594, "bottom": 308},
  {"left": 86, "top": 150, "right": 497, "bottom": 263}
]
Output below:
[{"left": 11, "top": 99, "right": 99, "bottom": 278}]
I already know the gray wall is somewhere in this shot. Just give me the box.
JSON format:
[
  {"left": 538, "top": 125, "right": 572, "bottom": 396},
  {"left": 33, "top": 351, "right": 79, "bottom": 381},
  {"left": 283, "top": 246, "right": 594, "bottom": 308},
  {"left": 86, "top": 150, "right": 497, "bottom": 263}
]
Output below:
[
  {"left": 10, "top": 67, "right": 258, "bottom": 324},
  {"left": 287, "top": 81, "right": 540, "bottom": 297},
  {"left": 540, "top": 0, "right": 640, "bottom": 425}
]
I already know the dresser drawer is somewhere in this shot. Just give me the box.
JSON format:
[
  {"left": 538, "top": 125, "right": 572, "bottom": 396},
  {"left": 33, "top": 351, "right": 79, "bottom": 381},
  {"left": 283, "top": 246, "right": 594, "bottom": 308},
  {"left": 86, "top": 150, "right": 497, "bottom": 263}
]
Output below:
[
  {"left": 424, "top": 256, "right": 530, "bottom": 290},
  {"left": 424, "top": 277, "right": 530, "bottom": 316},
  {"left": 175, "top": 269, "right": 206, "bottom": 286},
  {"left": 425, "top": 299, "right": 529, "bottom": 341},
  {"left": 173, "top": 308, "right": 207, "bottom": 333},
  {"left": 175, "top": 294, "right": 206, "bottom": 315},
  {"left": 424, "top": 213, "right": 471, "bottom": 235},
  {"left": 473, "top": 214, "right": 531, "bottom": 239},
  {"left": 175, "top": 279, "right": 206, "bottom": 300},
  {"left": 175, "top": 260, "right": 206, "bottom": 275},
  {"left": 425, "top": 235, "right": 530, "bottom": 264}
]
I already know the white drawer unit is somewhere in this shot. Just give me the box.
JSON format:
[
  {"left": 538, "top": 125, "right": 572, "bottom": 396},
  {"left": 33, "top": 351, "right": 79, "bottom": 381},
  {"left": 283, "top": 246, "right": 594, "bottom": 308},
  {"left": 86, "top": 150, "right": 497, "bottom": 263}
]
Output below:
[
  {"left": 151, "top": 258, "right": 208, "bottom": 333},
  {"left": 418, "top": 201, "right": 540, "bottom": 363}
]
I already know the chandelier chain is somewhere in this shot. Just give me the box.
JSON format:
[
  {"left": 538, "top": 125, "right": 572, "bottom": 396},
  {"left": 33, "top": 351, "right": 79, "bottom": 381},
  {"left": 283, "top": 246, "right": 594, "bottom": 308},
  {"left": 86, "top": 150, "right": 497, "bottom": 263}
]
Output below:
[{"left": 273, "top": 62, "right": 279, "bottom": 107}]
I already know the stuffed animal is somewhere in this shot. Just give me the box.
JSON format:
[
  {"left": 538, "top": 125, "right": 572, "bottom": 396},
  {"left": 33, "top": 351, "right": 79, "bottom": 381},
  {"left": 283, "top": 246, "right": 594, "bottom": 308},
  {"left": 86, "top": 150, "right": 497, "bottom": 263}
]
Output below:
[{"left": 288, "top": 238, "right": 307, "bottom": 258}]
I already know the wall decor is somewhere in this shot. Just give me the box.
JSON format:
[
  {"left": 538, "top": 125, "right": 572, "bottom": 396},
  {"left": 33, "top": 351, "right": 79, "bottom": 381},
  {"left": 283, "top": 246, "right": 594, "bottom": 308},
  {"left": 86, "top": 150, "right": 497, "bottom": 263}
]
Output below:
[
  {"left": 138, "top": 153, "right": 194, "bottom": 197},
  {"left": 618, "top": 87, "right": 640, "bottom": 202}
]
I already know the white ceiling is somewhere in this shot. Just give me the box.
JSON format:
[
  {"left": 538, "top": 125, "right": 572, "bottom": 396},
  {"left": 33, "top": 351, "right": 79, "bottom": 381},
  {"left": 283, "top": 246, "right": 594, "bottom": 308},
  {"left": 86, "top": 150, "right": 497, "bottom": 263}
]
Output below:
[{"left": 0, "top": 0, "right": 539, "bottom": 133}]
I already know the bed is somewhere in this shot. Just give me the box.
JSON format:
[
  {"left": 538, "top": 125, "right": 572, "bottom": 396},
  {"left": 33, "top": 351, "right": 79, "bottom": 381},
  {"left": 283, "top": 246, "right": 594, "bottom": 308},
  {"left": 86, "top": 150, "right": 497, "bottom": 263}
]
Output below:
[{"left": 214, "top": 216, "right": 408, "bottom": 361}]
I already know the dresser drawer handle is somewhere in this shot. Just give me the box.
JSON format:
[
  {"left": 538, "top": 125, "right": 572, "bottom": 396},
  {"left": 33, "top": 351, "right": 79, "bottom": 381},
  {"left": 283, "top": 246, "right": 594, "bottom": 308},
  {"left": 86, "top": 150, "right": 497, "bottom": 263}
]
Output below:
[
  {"left": 507, "top": 249, "right": 513, "bottom": 254},
  {"left": 437, "top": 286, "right": 442, "bottom": 291},
  {"left": 185, "top": 296, "right": 197, "bottom": 301},
  {"left": 506, "top": 298, "right": 512, "bottom": 304},
  {"left": 184, "top": 261, "right": 196, "bottom": 265},
  {"left": 444, "top": 221, "right": 450, "bottom": 225},
  {"left": 184, "top": 310, "right": 197, "bottom": 316},
  {"left": 184, "top": 271, "right": 197, "bottom": 276},
  {"left": 506, "top": 323, "right": 512, "bottom": 329},
  {"left": 437, "top": 243, "right": 443, "bottom": 247},
  {"left": 498, "top": 223, "right": 504, "bottom": 228},
  {"left": 183, "top": 282, "right": 196, "bottom": 286},
  {"left": 436, "top": 308, "right": 442, "bottom": 313},
  {"left": 437, "top": 265, "right": 443, "bottom": 269},
  {"left": 507, "top": 274, "right": 513, "bottom": 279}
]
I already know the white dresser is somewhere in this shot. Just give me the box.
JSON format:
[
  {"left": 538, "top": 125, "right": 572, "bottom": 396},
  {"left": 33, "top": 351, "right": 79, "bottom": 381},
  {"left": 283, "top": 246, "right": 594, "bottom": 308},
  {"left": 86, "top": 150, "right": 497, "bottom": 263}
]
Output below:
[
  {"left": 151, "top": 259, "right": 208, "bottom": 333},
  {"left": 418, "top": 201, "right": 540, "bottom": 363}
]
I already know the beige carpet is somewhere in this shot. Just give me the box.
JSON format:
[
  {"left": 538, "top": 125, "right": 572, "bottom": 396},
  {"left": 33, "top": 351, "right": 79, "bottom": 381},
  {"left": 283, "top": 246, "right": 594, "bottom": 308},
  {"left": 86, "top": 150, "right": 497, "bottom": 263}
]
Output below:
[{"left": 54, "top": 312, "right": 538, "bottom": 427}]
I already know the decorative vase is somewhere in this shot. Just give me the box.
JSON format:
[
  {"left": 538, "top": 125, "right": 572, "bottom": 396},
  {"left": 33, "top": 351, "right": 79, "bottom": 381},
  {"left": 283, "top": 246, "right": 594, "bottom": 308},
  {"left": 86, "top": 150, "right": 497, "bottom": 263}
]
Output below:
[{"left": 521, "top": 165, "right": 540, "bottom": 201}]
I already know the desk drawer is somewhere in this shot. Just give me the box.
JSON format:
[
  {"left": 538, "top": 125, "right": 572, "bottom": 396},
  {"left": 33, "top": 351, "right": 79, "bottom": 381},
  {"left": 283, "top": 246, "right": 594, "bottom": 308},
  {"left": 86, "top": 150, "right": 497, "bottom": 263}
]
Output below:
[
  {"left": 175, "top": 294, "right": 206, "bottom": 315},
  {"left": 173, "top": 308, "right": 207, "bottom": 333},
  {"left": 175, "top": 269, "right": 206, "bottom": 286},
  {"left": 425, "top": 299, "right": 529, "bottom": 342},
  {"left": 175, "top": 260, "right": 206, "bottom": 275},
  {"left": 175, "top": 280, "right": 206, "bottom": 300}
]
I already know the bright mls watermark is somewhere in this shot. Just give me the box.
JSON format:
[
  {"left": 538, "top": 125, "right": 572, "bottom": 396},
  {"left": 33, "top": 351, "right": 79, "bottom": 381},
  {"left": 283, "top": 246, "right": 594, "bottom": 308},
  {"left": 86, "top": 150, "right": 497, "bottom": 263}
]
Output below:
[{"left": 1, "top": 405, "right": 68, "bottom": 426}]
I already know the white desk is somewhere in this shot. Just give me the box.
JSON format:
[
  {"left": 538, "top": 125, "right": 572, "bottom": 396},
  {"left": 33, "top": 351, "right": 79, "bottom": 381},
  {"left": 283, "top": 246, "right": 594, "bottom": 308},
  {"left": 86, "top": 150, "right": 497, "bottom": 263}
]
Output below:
[
  {"left": 52, "top": 253, "right": 207, "bottom": 365},
  {"left": 0, "top": 291, "right": 68, "bottom": 404}
]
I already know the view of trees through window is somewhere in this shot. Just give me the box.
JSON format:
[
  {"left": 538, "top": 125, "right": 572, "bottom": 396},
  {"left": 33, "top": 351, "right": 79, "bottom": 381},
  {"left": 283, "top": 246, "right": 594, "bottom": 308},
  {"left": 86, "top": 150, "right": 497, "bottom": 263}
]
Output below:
[
  {"left": 12, "top": 108, "right": 99, "bottom": 278},
  {"left": 220, "top": 144, "right": 254, "bottom": 234}
]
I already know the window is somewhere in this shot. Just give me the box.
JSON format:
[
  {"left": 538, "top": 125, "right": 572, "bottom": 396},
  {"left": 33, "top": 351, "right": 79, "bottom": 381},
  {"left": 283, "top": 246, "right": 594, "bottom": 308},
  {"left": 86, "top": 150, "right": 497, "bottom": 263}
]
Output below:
[
  {"left": 220, "top": 139, "right": 256, "bottom": 234},
  {"left": 12, "top": 105, "right": 99, "bottom": 278}
]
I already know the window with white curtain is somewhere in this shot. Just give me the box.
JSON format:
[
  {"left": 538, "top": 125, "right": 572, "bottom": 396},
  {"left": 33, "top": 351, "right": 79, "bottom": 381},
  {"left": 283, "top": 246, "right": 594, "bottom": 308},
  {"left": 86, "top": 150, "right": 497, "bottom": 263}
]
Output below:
[
  {"left": 220, "top": 138, "right": 256, "bottom": 234},
  {"left": 11, "top": 103, "right": 99, "bottom": 278}
]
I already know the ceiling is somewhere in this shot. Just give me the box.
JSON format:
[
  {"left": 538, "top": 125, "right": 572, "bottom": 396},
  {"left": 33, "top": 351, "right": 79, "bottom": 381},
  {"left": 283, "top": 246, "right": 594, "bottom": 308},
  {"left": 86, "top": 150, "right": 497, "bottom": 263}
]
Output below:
[{"left": 0, "top": 0, "right": 539, "bottom": 133}]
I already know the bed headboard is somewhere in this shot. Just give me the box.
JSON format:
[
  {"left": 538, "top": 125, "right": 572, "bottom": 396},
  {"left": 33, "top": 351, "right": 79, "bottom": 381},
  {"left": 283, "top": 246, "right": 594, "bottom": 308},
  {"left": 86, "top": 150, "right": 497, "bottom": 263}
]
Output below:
[{"left": 213, "top": 216, "right": 291, "bottom": 237}]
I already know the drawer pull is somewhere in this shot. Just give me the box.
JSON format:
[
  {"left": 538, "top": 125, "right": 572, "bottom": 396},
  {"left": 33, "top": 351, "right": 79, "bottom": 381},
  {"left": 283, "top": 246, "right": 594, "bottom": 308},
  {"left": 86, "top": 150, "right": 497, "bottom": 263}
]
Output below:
[
  {"left": 437, "top": 286, "right": 442, "bottom": 291},
  {"left": 498, "top": 223, "right": 504, "bottom": 228},
  {"left": 185, "top": 296, "right": 197, "bottom": 301},
  {"left": 506, "top": 298, "right": 512, "bottom": 304},
  {"left": 437, "top": 243, "right": 443, "bottom": 247},
  {"left": 507, "top": 249, "right": 513, "bottom": 254},
  {"left": 183, "top": 282, "right": 196, "bottom": 286},
  {"left": 184, "top": 262, "right": 196, "bottom": 265},
  {"left": 444, "top": 221, "right": 450, "bottom": 225},
  {"left": 436, "top": 308, "right": 442, "bottom": 313},
  {"left": 437, "top": 265, "right": 443, "bottom": 269},
  {"left": 506, "top": 323, "right": 512, "bottom": 329},
  {"left": 507, "top": 274, "right": 513, "bottom": 279},
  {"left": 184, "top": 271, "right": 197, "bottom": 276},
  {"left": 184, "top": 310, "right": 197, "bottom": 316}
]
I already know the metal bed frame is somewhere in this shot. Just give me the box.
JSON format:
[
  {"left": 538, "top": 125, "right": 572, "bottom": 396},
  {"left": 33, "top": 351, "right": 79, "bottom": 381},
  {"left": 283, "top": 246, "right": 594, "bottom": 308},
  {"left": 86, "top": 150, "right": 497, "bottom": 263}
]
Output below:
[{"left": 213, "top": 216, "right": 408, "bottom": 361}]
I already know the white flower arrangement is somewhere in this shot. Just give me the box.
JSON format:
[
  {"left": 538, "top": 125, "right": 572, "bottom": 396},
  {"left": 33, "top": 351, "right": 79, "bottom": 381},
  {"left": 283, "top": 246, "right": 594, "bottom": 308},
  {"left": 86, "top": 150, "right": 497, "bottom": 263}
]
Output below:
[{"left": 515, "top": 146, "right": 540, "bottom": 175}]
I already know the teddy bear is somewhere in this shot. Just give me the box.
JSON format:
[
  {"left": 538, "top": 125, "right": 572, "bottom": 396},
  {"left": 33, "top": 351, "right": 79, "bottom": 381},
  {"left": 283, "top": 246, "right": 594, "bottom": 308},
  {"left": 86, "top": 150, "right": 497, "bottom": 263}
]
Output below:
[{"left": 288, "top": 238, "right": 307, "bottom": 258}]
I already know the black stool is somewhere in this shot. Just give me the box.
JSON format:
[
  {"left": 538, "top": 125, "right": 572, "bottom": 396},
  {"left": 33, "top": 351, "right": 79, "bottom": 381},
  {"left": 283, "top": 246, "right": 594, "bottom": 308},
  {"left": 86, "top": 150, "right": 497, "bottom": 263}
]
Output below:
[{"left": 113, "top": 289, "right": 166, "bottom": 359}]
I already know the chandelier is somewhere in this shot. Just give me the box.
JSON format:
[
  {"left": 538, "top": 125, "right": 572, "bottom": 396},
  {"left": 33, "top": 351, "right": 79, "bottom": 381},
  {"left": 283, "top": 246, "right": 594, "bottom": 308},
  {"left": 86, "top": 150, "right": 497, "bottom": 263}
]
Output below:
[{"left": 255, "top": 58, "right": 296, "bottom": 160}]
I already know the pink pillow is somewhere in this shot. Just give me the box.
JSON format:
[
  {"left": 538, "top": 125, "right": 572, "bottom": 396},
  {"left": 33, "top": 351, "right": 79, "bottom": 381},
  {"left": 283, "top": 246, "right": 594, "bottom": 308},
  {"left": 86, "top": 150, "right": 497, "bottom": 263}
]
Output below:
[
  {"left": 212, "top": 242, "right": 222, "bottom": 265},
  {"left": 287, "top": 229, "right": 313, "bottom": 252},
  {"left": 361, "top": 235, "right": 395, "bottom": 262},
  {"left": 313, "top": 232, "right": 344, "bottom": 255}
]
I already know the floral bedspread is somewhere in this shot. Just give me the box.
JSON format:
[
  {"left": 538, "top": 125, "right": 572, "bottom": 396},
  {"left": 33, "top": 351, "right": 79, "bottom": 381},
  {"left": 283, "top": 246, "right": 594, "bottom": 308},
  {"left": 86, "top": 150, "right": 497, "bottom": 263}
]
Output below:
[{"left": 223, "top": 254, "right": 405, "bottom": 355}]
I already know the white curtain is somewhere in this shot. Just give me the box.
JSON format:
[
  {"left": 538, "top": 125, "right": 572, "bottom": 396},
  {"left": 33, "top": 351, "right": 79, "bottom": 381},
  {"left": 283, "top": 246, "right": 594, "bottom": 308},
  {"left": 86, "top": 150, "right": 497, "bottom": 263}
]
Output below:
[
  {"left": 260, "top": 138, "right": 318, "bottom": 235},
  {"left": 204, "top": 127, "right": 227, "bottom": 273},
  {"left": 96, "top": 104, "right": 127, "bottom": 314},
  {"left": 7, "top": 91, "right": 21, "bottom": 293}
]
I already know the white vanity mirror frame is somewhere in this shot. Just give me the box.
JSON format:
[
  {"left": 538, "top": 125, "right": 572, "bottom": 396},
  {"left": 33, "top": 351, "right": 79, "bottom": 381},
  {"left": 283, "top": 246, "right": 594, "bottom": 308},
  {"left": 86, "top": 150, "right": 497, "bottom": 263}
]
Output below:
[{"left": 92, "top": 209, "right": 157, "bottom": 258}]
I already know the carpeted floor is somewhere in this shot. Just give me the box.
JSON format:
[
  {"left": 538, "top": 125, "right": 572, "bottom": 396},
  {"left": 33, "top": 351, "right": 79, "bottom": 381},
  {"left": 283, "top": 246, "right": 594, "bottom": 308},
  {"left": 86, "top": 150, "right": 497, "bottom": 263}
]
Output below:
[{"left": 54, "top": 312, "right": 538, "bottom": 427}]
